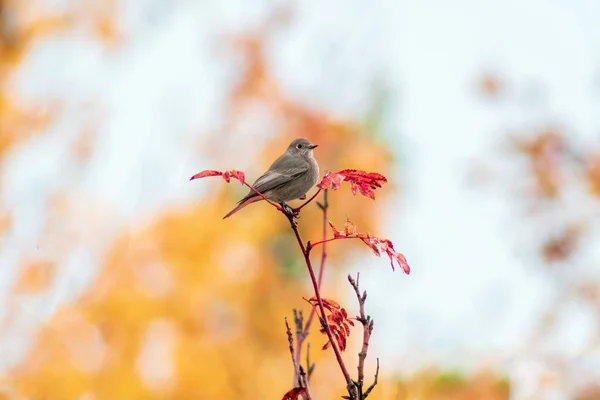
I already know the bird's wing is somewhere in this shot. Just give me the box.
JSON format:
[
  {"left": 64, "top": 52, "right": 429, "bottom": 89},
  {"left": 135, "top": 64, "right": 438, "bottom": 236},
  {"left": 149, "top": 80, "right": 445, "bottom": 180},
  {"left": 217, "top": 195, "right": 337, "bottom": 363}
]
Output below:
[
  {"left": 237, "top": 163, "right": 308, "bottom": 204},
  {"left": 252, "top": 165, "right": 309, "bottom": 194}
]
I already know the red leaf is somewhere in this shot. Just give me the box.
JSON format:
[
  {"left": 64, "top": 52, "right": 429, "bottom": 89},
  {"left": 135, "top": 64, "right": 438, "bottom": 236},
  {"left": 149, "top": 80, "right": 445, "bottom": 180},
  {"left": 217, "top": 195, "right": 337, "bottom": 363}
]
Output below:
[
  {"left": 309, "top": 296, "right": 354, "bottom": 352},
  {"left": 189, "top": 170, "right": 222, "bottom": 180},
  {"left": 328, "top": 218, "right": 410, "bottom": 274},
  {"left": 189, "top": 169, "right": 246, "bottom": 185},
  {"left": 229, "top": 170, "right": 246, "bottom": 184},
  {"left": 317, "top": 169, "right": 387, "bottom": 199},
  {"left": 318, "top": 171, "right": 345, "bottom": 190},
  {"left": 282, "top": 387, "right": 307, "bottom": 400},
  {"left": 336, "top": 332, "right": 347, "bottom": 351}
]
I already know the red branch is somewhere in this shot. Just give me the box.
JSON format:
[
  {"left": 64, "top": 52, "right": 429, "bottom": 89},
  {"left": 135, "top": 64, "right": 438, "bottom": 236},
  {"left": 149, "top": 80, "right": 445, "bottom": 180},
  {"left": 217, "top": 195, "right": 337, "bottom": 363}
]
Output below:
[
  {"left": 191, "top": 166, "right": 408, "bottom": 400},
  {"left": 294, "top": 190, "right": 329, "bottom": 375},
  {"left": 190, "top": 169, "right": 283, "bottom": 212},
  {"left": 296, "top": 188, "right": 322, "bottom": 212},
  {"left": 308, "top": 218, "right": 410, "bottom": 274},
  {"left": 283, "top": 211, "right": 353, "bottom": 387}
]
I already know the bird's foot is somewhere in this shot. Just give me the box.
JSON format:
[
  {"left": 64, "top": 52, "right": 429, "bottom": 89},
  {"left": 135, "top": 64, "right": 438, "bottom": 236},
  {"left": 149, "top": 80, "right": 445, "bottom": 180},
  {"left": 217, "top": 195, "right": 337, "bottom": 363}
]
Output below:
[{"left": 280, "top": 202, "right": 300, "bottom": 219}]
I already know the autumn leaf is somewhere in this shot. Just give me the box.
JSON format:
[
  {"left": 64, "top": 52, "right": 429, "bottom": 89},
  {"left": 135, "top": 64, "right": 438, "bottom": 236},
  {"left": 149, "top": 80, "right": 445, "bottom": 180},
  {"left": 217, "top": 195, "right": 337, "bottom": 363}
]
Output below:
[
  {"left": 541, "top": 225, "right": 583, "bottom": 262},
  {"left": 328, "top": 218, "right": 411, "bottom": 274},
  {"left": 189, "top": 169, "right": 245, "bottom": 184},
  {"left": 318, "top": 169, "right": 387, "bottom": 199},
  {"left": 514, "top": 130, "right": 563, "bottom": 198},
  {"left": 308, "top": 297, "right": 355, "bottom": 351},
  {"left": 281, "top": 387, "right": 306, "bottom": 400}
]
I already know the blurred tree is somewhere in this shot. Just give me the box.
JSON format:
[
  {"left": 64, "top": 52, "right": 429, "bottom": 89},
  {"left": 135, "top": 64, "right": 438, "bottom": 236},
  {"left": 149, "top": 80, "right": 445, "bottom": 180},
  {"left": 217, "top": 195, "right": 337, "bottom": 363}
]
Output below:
[
  {"left": 474, "top": 72, "right": 600, "bottom": 398},
  {"left": 2, "top": 4, "right": 398, "bottom": 400}
]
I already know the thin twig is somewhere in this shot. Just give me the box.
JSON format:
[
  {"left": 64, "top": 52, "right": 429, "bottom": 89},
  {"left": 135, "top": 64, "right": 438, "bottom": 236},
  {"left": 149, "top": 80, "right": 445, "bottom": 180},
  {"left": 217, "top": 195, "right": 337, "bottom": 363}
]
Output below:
[
  {"left": 295, "top": 190, "right": 329, "bottom": 366},
  {"left": 296, "top": 188, "right": 322, "bottom": 212},
  {"left": 348, "top": 273, "right": 378, "bottom": 399},
  {"left": 298, "top": 365, "right": 312, "bottom": 400},
  {"left": 308, "top": 236, "right": 353, "bottom": 250},
  {"left": 241, "top": 181, "right": 283, "bottom": 211},
  {"left": 363, "top": 358, "right": 379, "bottom": 399},
  {"left": 285, "top": 318, "right": 301, "bottom": 387},
  {"left": 306, "top": 343, "right": 315, "bottom": 379},
  {"left": 316, "top": 189, "right": 329, "bottom": 289},
  {"left": 292, "top": 309, "right": 303, "bottom": 385}
]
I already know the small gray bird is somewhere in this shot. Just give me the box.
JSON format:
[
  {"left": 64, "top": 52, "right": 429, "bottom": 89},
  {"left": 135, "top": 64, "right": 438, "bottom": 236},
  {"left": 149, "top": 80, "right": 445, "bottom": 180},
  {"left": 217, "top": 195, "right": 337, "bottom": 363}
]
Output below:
[{"left": 223, "top": 138, "right": 320, "bottom": 219}]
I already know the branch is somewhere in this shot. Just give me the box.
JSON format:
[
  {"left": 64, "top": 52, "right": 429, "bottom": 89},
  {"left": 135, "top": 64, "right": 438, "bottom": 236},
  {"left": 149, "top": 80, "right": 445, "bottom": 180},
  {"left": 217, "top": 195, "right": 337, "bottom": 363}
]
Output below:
[
  {"left": 295, "top": 188, "right": 322, "bottom": 212},
  {"left": 298, "top": 365, "right": 311, "bottom": 400},
  {"left": 308, "top": 236, "right": 352, "bottom": 250},
  {"left": 363, "top": 358, "right": 379, "bottom": 399},
  {"left": 189, "top": 169, "right": 283, "bottom": 211},
  {"left": 291, "top": 309, "right": 304, "bottom": 385},
  {"left": 284, "top": 210, "right": 353, "bottom": 388},
  {"left": 285, "top": 318, "right": 301, "bottom": 387},
  {"left": 285, "top": 318, "right": 312, "bottom": 400},
  {"left": 348, "top": 273, "right": 378, "bottom": 399},
  {"left": 295, "top": 190, "right": 329, "bottom": 367}
]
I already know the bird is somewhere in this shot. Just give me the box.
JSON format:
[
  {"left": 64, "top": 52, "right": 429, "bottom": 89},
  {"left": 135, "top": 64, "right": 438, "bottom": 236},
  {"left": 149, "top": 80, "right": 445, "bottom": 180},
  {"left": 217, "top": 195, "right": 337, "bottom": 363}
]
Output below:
[{"left": 223, "top": 138, "right": 320, "bottom": 219}]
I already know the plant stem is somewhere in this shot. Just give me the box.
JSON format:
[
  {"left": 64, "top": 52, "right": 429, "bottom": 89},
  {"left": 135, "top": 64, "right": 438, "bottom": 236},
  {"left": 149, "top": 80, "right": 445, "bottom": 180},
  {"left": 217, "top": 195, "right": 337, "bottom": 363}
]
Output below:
[
  {"left": 295, "top": 190, "right": 328, "bottom": 370},
  {"left": 308, "top": 236, "right": 352, "bottom": 250},
  {"left": 285, "top": 212, "right": 353, "bottom": 387},
  {"left": 296, "top": 188, "right": 322, "bottom": 212}
]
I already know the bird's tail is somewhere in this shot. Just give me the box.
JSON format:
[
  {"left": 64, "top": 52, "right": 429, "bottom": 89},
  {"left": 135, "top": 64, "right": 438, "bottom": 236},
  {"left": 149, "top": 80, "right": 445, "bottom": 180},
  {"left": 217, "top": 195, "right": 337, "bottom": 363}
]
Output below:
[{"left": 223, "top": 196, "right": 262, "bottom": 219}]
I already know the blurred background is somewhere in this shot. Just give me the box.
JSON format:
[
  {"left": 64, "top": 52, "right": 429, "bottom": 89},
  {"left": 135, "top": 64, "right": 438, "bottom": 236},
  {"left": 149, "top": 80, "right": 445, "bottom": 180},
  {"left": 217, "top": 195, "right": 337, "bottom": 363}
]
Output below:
[{"left": 1, "top": 0, "right": 599, "bottom": 399}]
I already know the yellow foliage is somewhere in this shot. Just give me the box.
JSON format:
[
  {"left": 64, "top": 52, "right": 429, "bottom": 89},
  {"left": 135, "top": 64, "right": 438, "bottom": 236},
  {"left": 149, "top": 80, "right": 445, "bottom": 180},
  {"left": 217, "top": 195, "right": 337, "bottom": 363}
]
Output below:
[
  {"left": 367, "top": 369, "right": 509, "bottom": 400},
  {"left": 1, "top": 5, "right": 404, "bottom": 399},
  {"left": 12, "top": 260, "right": 55, "bottom": 294}
]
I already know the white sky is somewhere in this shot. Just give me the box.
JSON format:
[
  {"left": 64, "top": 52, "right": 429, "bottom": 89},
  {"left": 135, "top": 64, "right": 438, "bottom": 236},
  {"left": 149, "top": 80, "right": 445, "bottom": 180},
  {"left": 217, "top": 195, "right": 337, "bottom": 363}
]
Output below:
[{"left": 1, "top": 0, "right": 600, "bottom": 398}]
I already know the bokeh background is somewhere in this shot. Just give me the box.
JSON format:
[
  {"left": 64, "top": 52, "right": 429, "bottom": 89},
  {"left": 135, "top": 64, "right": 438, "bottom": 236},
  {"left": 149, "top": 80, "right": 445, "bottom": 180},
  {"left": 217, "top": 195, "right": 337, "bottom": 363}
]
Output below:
[{"left": 1, "top": 0, "right": 600, "bottom": 399}]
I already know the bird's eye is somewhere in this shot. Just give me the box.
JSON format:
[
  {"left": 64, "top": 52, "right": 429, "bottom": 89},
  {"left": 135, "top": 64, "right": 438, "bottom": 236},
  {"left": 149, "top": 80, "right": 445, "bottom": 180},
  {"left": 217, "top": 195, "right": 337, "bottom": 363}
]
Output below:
[{"left": 296, "top": 143, "right": 303, "bottom": 149}]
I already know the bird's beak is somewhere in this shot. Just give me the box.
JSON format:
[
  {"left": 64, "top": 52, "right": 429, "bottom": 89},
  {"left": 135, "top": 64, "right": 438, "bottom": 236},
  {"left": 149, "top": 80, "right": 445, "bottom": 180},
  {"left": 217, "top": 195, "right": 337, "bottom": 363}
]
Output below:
[{"left": 309, "top": 144, "right": 318, "bottom": 149}]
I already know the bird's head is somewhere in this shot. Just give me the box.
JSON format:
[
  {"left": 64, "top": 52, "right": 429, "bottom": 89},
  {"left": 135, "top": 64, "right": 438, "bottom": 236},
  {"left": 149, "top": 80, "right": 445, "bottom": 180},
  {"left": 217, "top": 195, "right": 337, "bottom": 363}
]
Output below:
[{"left": 287, "top": 138, "right": 318, "bottom": 157}]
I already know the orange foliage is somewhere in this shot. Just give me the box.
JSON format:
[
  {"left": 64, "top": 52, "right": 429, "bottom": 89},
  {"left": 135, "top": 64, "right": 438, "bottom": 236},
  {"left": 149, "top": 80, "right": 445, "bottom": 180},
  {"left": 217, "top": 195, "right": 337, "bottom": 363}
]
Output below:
[
  {"left": 12, "top": 260, "right": 55, "bottom": 294},
  {"left": 395, "top": 370, "right": 509, "bottom": 400},
  {"left": 585, "top": 153, "right": 600, "bottom": 197},
  {"left": 541, "top": 224, "right": 583, "bottom": 262},
  {"left": 3, "top": 6, "right": 398, "bottom": 399},
  {"left": 514, "top": 129, "right": 563, "bottom": 198}
]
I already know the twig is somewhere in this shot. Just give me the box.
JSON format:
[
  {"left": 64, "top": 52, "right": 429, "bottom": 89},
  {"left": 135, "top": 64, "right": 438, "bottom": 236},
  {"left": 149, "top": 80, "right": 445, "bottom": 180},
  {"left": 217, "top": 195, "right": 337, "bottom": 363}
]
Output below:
[
  {"left": 306, "top": 343, "right": 315, "bottom": 379},
  {"left": 295, "top": 190, "right": 329, "bottom": 368},
  {"left": 308, "top": 236, "right": 352, "bottom": 250},
  {"left": 316, "top": 190, "right": 329, "bottom": 289},
  {"left": 363, "top": 358, "right": 379, "bottom": 399},
  {"left": 242, "top": 181, "right": 283, "bottom": 211},
  {"left": 292, "top": 309, "right": 303, "bottom": 385},
  {"left": 296, "top": 188, "right": 322, "bottom": 212},
  {"left": 286, "top": 318, "right": 312, "bottom": 400},
  {"left": 285, "top": 318, "right": 301, "bottom": 387},
  {"left": 298, "top": 365, "right": 312, "bottom": 400},
  {"left": 284, "top": 211, "right": 353, "bottom": 387},
  {"left": 348, "top": 273, "right": 379, "bottom": 399}
]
